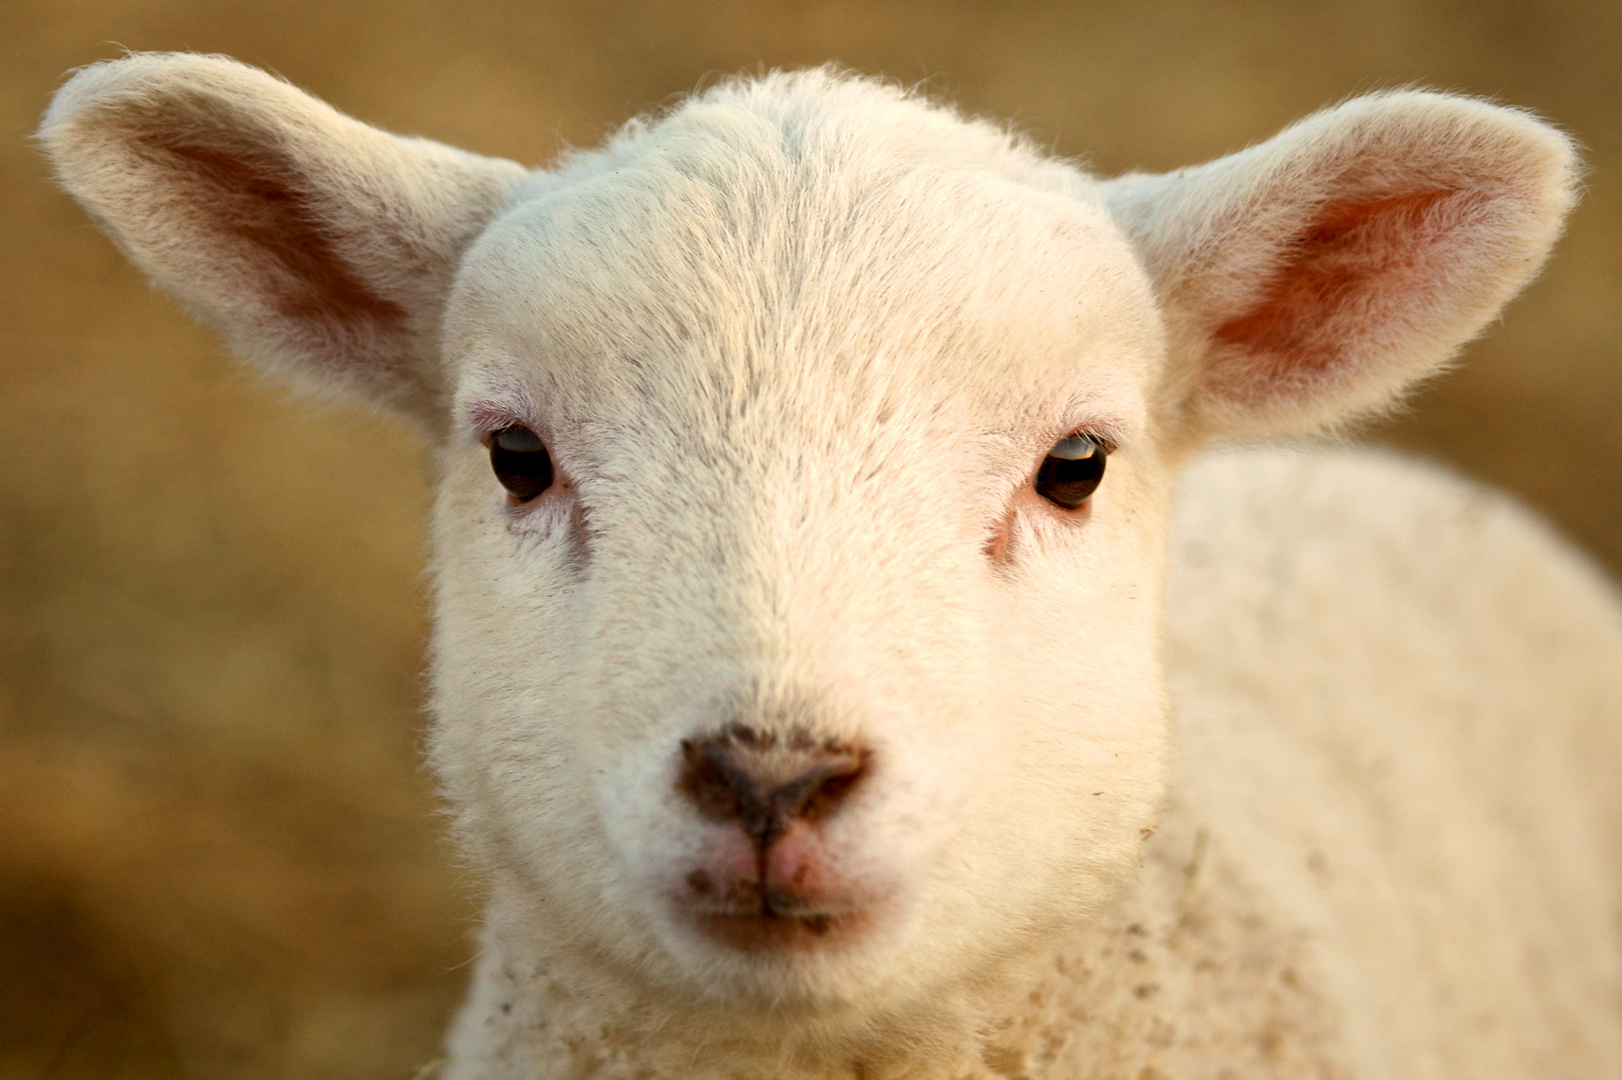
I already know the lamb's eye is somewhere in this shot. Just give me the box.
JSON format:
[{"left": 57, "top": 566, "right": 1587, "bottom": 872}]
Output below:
[
  {"left": 489, "top": 425, "right": 554, "bottom": 502},
  {"left": 1034, "top": 435, "right": 1107, "bottom": 510}
]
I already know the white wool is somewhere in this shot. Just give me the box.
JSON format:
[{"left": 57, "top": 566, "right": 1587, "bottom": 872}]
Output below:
[{"left": 39, "top": 53, "right": 1618, "bottom": 1079}]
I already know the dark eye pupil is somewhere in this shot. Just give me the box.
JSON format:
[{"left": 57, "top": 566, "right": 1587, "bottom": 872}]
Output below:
[
  {"left": 1034, "top": 437, "right": 1106, "bottom": 510},
  {"left": 489, "top": 425, "right": 553, "bottom": 501}
]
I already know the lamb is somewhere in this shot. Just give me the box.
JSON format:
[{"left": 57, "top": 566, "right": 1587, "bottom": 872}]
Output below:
[{"left": 38, "top": 52, "right": 1622, "bottom": 1079}]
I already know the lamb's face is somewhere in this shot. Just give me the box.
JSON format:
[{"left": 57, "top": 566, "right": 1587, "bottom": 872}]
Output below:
[{"left": 427, "top": 103, "right": 1172, "bottom": 1013}]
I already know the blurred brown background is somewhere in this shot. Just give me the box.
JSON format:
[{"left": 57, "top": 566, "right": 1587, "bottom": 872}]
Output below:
[{"left": 2, "top": 1, "right": 1618, "bottom": 1077}]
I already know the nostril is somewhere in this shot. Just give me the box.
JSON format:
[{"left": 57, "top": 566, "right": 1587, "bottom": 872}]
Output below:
[
  {"left": 772, "top": 753, "right": 866, "bottom": 824},
  {"left": 679, "top": 739, "right": 755, "bottom": 822},
  {"left": 677, "top": 729, "right": 869, "bottom": 847}
]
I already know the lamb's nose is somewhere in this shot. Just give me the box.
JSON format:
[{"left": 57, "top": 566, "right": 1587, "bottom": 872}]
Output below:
[{"left": 678, "top": 729, "right": 868, "bottom": 848}]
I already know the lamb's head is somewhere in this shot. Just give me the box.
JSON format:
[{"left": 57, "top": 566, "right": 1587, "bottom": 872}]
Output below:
[
  {"left": 428, "top": 75, "right": 1175, "bottom": 1011},
  {"left": 41, "top": 53, "right": 1577, "bottom": 1032}
]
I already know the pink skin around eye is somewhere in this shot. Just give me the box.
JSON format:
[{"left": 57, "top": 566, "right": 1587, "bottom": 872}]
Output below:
[
  {"left": 461, "top": 402, "right": 569, "bottom": 502},
  {"left": 466, "top": 409, "right": 591, "bottom": 547},
  {"left": 985, "top": 439, "right": 1103, "bottom": 563}
]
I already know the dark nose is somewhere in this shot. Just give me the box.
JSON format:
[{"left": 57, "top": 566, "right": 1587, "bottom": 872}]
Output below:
[{"left": 678, "top": 727, "right": 869, "bottom": 848}]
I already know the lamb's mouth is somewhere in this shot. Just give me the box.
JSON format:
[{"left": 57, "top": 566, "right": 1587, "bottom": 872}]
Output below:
[
  {"left": 692, "top": 907, "right": 869, "bottom": 952},
  {"left": 687, "top": 888, "right": 870, "bottom": 951}
]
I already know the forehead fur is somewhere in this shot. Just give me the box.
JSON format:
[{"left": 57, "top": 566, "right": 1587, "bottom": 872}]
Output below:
[{"left": 446, "top": 67, "right": 1161, "bottom": 442}]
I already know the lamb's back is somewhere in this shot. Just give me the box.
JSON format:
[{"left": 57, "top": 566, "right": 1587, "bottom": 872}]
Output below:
[{"left": 1162, "top": 446, "right": 1622, "bottom": 1079}]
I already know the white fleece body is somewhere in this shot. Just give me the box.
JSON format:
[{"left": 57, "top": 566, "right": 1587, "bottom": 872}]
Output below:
[
  {"left": 1164, "top": 449, "right": 1622, "bottom": 1080},
  {"left": 38, "top": 54, "right": 1619, "bottom": 1080}
]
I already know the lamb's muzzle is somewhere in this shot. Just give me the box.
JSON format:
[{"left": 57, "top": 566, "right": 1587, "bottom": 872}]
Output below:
[{"left": 676, "top": 727, "right": 873, "bottom": 947}]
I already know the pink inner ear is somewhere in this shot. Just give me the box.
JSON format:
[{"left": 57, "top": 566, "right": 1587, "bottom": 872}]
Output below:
[
  {"left": 1212, "top": 189, "right": 1461, "bottom": 390},
  {"left": 140, "top": 127, "right": 408, "bottom": 344}
]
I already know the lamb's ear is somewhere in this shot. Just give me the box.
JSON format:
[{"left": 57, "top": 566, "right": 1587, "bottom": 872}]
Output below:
[
  {"left": 39, "top": 53, "right": 526, "bottom": 428},
  {"left": 1103, "top": 91, "right": 1579, "bottom": 443}
]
